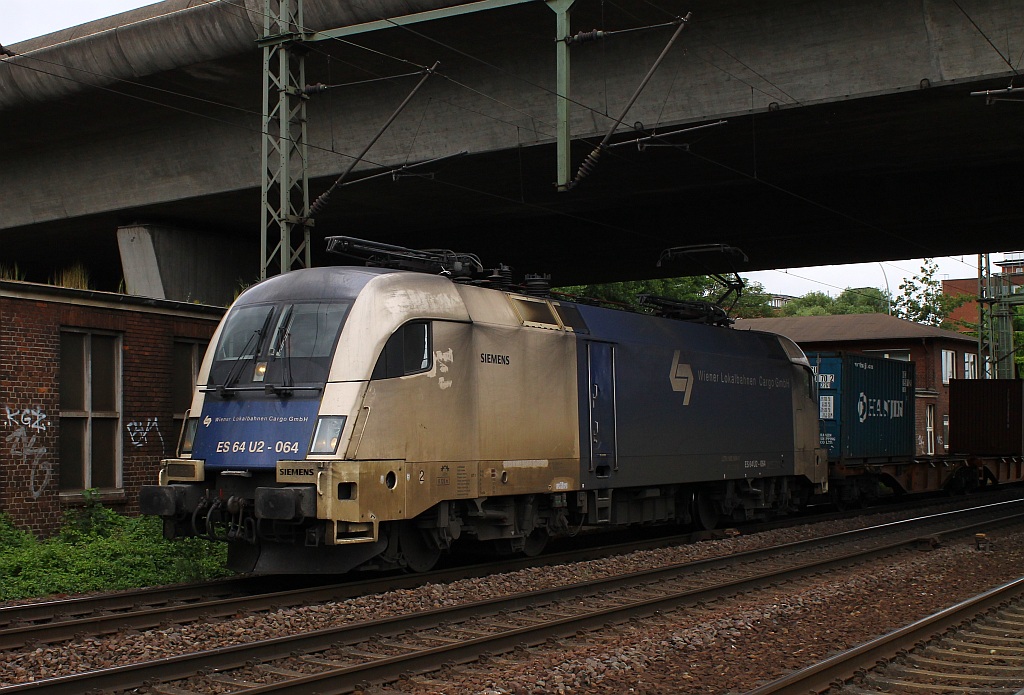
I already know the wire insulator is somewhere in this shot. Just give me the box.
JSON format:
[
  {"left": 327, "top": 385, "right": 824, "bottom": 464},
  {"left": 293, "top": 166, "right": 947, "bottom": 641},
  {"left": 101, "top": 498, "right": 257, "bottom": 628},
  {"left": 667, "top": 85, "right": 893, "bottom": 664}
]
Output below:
[
  {"left": 524, "top": 273, "right": 552, "bottom": 297},
  {"left": 564, "top": 29, "right": 606, "bottom": 45},
  {"left": 309, "top": 191, "right": 330, "bottom": 218},
  {"left": 302, "top": 83, "right": 328, "bottom": 96},
  {"left": 571, "top": 146, "right": 603, "bottom": 187}
]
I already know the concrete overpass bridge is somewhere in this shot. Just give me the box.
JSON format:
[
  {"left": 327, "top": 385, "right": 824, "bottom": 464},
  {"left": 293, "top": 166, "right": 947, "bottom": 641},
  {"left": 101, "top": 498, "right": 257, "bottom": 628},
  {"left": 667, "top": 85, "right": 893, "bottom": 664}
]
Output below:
[{"left": 2, "top": 0, "right": 1022, "bottom": 303}]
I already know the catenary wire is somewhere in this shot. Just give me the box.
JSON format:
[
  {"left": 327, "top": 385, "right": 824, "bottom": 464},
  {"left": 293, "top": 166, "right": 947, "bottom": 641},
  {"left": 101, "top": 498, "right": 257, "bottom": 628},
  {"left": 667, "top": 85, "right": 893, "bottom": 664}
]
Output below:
[{"left": 951, "top": 0, "right": 1020, "bottom": 78}]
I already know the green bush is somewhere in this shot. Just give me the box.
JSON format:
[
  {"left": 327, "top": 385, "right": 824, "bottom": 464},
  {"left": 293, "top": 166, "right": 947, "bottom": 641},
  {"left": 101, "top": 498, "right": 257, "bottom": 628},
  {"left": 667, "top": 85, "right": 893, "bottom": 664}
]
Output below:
[
  {"left": 0, "top": 513, "right": 34, "bottom": 549},
  {"left": 0, "top": 496, "right": 231, "bottom": 601}
]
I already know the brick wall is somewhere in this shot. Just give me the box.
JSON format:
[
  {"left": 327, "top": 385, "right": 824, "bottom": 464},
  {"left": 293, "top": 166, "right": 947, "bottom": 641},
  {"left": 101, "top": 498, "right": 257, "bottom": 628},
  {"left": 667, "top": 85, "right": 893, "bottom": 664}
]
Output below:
[
  {"left": 0, "top": 299, "right": 61, "bottom": 537},
  {"left": 0, "top": 284, "right": 221, "bottom": 537}
]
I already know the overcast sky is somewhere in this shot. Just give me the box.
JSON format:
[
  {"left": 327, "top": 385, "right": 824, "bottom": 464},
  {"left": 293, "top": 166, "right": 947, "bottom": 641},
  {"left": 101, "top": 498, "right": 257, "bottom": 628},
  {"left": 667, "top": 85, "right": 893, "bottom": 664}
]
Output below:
[
  {"left": 5, "top": 1, "right": 1014, "bottom": 298},
  {"left": 4, "top": 1, "right": 159, "bottom": 45}
]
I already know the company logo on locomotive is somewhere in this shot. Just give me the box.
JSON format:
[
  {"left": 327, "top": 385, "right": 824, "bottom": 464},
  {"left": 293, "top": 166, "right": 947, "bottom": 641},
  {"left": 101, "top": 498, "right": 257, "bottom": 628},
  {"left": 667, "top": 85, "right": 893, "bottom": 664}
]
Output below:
[{"left": 669, "top": 350, "right": 694, "bottom": 405}]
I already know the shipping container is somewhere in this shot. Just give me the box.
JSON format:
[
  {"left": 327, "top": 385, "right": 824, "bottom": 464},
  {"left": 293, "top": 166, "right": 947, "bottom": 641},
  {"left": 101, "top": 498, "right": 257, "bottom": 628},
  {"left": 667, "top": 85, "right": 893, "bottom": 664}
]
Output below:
[
  {"left": 806, "top": 352, "right": 916, "bottom": 463},
  {"left": 949, "top": 379, "right": 1024, "bottom": 456}
]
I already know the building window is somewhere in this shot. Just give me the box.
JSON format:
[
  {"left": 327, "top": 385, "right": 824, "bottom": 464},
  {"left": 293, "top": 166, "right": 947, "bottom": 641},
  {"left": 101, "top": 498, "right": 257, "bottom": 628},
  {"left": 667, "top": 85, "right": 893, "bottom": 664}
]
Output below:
[
  {"left": 964, "top": 353, "right": 978, "bottom": 379},
  {"left": 60, "top": 331, "right": 122, "bottom": 491},
  {"left": 942, "top": 414, "right": 949, "bottom": 451},
  {"left": 925, "top": 404, "right": 935, "bottom": 456},
  {"left": 863, "top": 349, "right": 911, "bottom": 362},
  {"left": 172, "top": 340, "right": 206, "bottom": 445},
  {"left": 941, "top": 349, "right": 955, "bottom": 384}
]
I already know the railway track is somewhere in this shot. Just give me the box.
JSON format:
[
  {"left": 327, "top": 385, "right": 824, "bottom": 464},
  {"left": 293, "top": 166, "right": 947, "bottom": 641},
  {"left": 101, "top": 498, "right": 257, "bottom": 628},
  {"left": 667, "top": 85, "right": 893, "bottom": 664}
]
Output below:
[
  {"left": 3, "top": 489, "right": 1017, "bottom": 651},
  {"left": 0, "top": 527, "right": 732, "bottom": 651},
  {"left": 745, "top": 575, "right": 1024, "bottom": 695},
  {"left": 3, "top": 499, "right": 1022, "bottom": 694}
]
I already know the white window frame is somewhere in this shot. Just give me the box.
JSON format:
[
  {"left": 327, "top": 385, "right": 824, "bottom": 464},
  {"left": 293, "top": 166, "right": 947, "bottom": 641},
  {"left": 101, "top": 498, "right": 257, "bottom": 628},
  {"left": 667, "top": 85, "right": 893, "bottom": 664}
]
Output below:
[
  {"left": 864, "top": 349, "right": 911, "bottom": 362},
  {"left": 926, "top": 404, "right": 935, "bottom": 456},
  {"left": 963, "top": 353, "right": 978, "bottom": 380},
  {"left": 941, "top": 349, "right": 955, "bottom": 384}
]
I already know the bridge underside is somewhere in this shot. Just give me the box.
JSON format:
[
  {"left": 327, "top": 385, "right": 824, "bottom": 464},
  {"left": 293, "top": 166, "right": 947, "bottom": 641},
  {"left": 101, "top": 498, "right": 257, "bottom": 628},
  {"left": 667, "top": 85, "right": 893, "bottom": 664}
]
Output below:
[
  {"left": 3, "top": 0, "right": 1022, "bottom": 292},
  {"left": 9, "top": 74, "right": 1019, "bottom": 289}
]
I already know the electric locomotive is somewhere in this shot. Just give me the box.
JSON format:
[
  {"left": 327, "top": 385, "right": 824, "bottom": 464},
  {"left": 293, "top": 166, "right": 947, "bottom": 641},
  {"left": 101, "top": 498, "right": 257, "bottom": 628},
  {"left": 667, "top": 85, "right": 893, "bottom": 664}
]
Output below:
[{"left": 141, "top": 245, "right": 827, "bottom": 574}]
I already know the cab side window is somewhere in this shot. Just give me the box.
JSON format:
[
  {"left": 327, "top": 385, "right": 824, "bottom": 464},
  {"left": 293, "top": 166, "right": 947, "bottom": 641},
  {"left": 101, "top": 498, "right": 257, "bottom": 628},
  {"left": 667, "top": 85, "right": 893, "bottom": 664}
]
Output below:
[{"left": 372, "top": 321, "right": 432, "bottom": 380}]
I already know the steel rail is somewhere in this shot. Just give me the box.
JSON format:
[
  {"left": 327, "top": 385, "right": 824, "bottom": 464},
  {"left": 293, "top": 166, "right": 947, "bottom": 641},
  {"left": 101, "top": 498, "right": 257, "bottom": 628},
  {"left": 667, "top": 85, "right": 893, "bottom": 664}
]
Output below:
[
  {"left": 0, "top": 576, "right": 259, "bottom": 627},
  {"left": 741, "top": 575, "right": 1024, "bottom": 695},
  {"left": 3, "top": 496, "right": 1021, "bottom": 650},
  {"left": 3, "top": 505, "right": 1022, "bottom": 695},
  {"left": 0, "top": 528, "right": 718, "bottom": 650},
  {"left": 4, "top": 491, "right": 1015, "bottom": 642}
]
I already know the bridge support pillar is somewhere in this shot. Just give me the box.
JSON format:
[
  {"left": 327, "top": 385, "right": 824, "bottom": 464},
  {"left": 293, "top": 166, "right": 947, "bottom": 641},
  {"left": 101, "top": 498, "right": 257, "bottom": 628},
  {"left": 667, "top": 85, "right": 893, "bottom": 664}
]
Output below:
[
  {"left": 117, "top": 224, "right": 256, "bottom": 306},
  {"left": 547, "top": 0, "right": 575, "bottom": 190}
]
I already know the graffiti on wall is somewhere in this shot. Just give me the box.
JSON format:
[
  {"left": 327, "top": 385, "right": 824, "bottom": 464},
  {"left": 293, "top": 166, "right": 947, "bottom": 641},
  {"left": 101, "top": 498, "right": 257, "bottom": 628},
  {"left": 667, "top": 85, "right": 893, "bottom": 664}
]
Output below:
[
  {"left": 126, "top": 417, "right": 165, "bottom": 454},
  {"left": 4, "top": 406, "right": 51, "bottom": 499}
]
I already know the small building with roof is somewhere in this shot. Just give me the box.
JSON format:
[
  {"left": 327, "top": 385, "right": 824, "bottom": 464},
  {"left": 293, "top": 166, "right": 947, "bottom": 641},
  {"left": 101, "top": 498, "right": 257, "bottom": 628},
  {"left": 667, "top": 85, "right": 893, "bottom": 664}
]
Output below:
[
  {"left": 735, "top": 313, "right": 979, "bottom": 457},
  {"left": 0, "top": 280, "right": 222, "bottom": 537}
]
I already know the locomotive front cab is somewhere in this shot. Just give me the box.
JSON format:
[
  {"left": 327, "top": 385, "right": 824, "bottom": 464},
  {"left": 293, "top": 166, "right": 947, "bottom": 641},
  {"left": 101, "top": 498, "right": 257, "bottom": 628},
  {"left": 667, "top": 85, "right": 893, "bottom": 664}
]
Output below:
[
  {"left": 140, "top": 268, "right": 476, "bottom": 573},
  {"left": 142, "top": 274, "right": 358, "bottom": 550}
]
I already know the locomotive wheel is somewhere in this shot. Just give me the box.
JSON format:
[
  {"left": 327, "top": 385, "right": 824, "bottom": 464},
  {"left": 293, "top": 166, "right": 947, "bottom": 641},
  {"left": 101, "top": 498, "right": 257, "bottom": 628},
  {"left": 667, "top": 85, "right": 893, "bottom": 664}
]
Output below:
[
  {"left": 693, "top": 491, "right": 720, "bottom": 531},
  {"left": 397, "top": 522, "right": 442, "bottom": 573},
  {"left": 522, "top": 529, "right": 549, "bottom": 557}
]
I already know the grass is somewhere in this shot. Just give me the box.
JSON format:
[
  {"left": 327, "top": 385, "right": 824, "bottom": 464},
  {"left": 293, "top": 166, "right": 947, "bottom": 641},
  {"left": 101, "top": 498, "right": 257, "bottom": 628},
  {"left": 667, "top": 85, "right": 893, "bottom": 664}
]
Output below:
[{"left": 0, "top": 494, "right": 231, "bottom": 601}]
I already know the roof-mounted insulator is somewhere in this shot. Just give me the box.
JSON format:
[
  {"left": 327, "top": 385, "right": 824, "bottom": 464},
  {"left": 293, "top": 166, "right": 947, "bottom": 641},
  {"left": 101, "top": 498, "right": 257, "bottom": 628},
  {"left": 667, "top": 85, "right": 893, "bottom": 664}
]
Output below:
[
  {"left": 486, "top": 265, "right": 513, "bottom": 290},
  {"left": 523, "top": 273, "right": 552, "bottom": 297},
  {"left": 565, "top": 29, "right": 606, "bottom": 45}
]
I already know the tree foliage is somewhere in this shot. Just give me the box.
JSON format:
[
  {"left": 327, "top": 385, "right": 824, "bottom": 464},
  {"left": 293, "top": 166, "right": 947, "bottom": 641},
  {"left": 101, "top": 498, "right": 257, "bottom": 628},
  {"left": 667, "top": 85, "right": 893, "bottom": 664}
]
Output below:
[
  {"left": 778, "top": 287, "right": 890, "bottom": 317},
  {"left": 555, "top": 275, "right": 775, "bottom": 318},
  {"left": 891, "top": 259, "right": 966, "bottom": 328}
]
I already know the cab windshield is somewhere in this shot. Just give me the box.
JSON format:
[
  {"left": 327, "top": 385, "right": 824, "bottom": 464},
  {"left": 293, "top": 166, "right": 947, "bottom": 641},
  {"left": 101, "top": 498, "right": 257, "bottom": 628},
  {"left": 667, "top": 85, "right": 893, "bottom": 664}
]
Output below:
[{"left": 208, "top": 301, "right": 351, "bottom": 389}]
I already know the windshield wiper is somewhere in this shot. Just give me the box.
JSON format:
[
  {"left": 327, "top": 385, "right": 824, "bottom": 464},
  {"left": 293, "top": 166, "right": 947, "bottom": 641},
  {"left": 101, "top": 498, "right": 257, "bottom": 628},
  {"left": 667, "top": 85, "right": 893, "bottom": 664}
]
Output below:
[
  {"left": 216, "top": 309, "right": 275, "bottom": 396},
  {"left": 266, "top": 305, "right": 296, "bottom": 395}
]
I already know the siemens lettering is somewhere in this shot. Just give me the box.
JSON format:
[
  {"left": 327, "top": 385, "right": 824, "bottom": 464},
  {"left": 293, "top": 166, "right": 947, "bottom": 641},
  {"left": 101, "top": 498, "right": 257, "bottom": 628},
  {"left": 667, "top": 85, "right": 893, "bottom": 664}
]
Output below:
[
  {"left": 279, "top": 467, "right": 315, "bottom": 477},
  {"left": 480, "top": 353, "right": 510, "bottom": 365}
]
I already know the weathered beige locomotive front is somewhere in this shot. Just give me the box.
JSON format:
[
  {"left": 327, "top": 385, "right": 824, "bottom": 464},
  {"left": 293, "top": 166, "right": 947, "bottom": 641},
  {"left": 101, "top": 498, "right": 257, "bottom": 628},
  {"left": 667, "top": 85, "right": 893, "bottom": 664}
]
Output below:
[
  {"left": 147, "top": 268, "right": 584, "bottom": 573},
  {"left": 309, "top": 274, "right": 583, "bottom": 553}
]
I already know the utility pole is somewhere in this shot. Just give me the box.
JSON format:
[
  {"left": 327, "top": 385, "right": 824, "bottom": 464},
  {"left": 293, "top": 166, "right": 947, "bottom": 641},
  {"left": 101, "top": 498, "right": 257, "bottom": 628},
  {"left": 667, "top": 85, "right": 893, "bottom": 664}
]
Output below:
[
  {"left": 260, "top": 0, "right": 311, "bottom": 279},
  {"left": 977, "top": 253, "right": 1024, "bottom": 378}
]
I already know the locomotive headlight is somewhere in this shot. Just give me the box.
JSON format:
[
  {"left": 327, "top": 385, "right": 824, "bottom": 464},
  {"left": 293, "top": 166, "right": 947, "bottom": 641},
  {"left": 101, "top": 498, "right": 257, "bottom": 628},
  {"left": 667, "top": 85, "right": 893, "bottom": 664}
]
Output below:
[
  {"left": 253, "top": 361, "right": 268, "bottom": 382},
  {"left": 309, "top": 416, "right": 347, "bottom": 455},
  {"left": 178, "top": 417, "right": 199, "bottom": 456}
]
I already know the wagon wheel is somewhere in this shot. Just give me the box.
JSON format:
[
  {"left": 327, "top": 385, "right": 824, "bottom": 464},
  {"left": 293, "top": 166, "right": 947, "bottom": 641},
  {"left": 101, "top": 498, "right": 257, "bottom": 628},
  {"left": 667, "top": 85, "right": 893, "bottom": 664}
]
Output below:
[
  {"left": 693, "top": 490, "right": 720, "bottom": 531},
  {"left": 522, "top": 528, "right": 549, "bottom": 557},
  {"left": 397, "top": 521, "right": 442, "bottom": 573}
]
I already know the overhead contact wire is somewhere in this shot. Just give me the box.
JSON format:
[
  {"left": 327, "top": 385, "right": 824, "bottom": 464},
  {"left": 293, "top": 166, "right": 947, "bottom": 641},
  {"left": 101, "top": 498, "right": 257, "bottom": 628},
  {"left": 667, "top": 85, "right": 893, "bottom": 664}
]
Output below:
[{"left": 568, "top": 12, "right": 691, "bottom": 188}]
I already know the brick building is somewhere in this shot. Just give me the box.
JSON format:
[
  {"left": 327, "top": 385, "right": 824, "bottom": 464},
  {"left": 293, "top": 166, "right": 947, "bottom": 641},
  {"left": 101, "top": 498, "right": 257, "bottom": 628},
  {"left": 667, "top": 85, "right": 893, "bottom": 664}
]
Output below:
[
  {"left": 0, "top": 280, "right": 222, "bottom": 537},
  {"left": 942, "top": 252, "right": 1024, "bottom": 332},
  {"left": 736, "top": 313, "right": 978, "bottom": 457}
]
